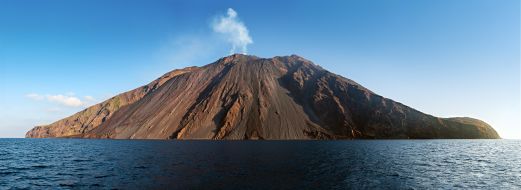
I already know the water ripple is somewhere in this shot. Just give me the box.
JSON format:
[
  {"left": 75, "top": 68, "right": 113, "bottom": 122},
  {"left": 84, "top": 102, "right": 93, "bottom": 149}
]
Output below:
[{"left": 0, "top": 139, "right": 519, "bottom": 189}]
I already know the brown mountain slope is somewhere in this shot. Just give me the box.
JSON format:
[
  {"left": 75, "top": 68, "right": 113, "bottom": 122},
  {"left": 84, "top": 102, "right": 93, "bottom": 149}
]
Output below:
[{"left": 26, "top": 54, "right": 500, "bottom": 139}]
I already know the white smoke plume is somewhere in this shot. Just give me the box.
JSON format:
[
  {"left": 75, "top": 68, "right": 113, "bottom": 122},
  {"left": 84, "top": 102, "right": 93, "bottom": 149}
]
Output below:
[{"left": 212, "top": 8, "right": 253, "bottom": 54}]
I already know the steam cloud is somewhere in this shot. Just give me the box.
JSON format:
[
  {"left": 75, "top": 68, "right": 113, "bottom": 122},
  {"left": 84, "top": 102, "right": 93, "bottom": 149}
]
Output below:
[{"left": 212, "top": 8, "right": 253, "bottom": 54}]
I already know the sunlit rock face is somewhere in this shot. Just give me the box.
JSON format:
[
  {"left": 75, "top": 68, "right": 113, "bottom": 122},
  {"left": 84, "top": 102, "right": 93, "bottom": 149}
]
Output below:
[{"left": 26, "top": 54, "right": 500, "bottom": 139}]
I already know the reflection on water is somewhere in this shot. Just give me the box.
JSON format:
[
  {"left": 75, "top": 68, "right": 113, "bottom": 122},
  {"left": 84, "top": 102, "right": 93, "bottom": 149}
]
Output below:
[{"left": 0, "top": 139, "right": 520, "bottom": 189}]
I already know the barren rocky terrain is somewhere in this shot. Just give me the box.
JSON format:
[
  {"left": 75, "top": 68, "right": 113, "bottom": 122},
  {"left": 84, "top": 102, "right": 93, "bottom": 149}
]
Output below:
[{"left": 26, "top": 54, "right": 500, "bottom": 139}]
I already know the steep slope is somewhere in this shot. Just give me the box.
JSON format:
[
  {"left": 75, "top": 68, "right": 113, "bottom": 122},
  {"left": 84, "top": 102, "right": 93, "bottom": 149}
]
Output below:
[
  {"left": 26, "top": 54, "right": 500, "bottom": 139},
  {"left": 25, "top": 67, "right": 198, "bottom": 138}
]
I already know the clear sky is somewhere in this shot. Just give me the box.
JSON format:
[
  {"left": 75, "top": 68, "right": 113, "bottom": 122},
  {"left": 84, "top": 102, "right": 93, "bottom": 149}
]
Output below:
[{"left": 0, "top": 0, "right": 519, "bottom": 138}]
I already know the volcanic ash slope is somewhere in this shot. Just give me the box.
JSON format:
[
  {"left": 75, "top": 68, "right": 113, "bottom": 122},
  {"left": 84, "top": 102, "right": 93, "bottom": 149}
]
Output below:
[{"left": 26, "top": 54, "right": 500, "bottom": 139}]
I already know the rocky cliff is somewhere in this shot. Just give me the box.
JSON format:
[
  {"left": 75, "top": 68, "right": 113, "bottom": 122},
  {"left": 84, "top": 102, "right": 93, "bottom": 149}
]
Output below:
[{"left": 26, "top": 54, "right": 500, "bottom": 139}]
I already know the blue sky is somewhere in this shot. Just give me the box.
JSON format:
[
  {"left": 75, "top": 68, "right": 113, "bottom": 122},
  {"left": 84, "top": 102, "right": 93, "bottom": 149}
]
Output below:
[{"left": 0, "top": 0, "right": 519, "bottom": 138}]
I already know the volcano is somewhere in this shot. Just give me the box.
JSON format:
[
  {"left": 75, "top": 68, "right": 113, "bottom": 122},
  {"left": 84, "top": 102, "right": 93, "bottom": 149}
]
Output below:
[{"left": 26, "top": 54, "right": 500, "bottom": 139}]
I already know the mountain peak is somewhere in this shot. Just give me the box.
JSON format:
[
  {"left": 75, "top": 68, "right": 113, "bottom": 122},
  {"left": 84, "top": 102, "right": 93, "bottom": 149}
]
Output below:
[
  {"left": 227, "top": 53, "right": 255, "bottom": 58},
  {"left": 220, "top": 54, "right": 308, "bottom": 62},
  {"left": 219, "top": 54, "right": 259, "bottom": 64}
]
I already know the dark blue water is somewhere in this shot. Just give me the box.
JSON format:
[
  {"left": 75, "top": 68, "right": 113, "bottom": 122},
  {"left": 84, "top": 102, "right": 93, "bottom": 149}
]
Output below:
[{"left": 0, "top": 139, "right": 520, "bottom": 189}]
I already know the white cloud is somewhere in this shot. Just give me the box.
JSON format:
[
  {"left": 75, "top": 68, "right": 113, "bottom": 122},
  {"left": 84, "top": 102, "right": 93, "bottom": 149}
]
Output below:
[
  {"left": 212, "top": 8, "right": 253, "bottom": 54},
  {"left": 46, "top": 94, "right": 84, "bottom": 107},
  {"left": 25, "top": 93, "right": 96, "bottom": 107}
]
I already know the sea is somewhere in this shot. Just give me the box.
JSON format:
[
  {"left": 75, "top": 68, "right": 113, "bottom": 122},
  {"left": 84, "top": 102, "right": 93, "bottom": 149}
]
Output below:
[{"left": 0, "top": 139, "right": 519, "bottom": 189}]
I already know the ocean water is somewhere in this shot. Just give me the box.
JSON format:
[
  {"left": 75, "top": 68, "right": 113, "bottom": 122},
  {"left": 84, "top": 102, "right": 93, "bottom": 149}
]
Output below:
[{"left": 0, "top": 139, "right": 519, "bottom": 189}]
